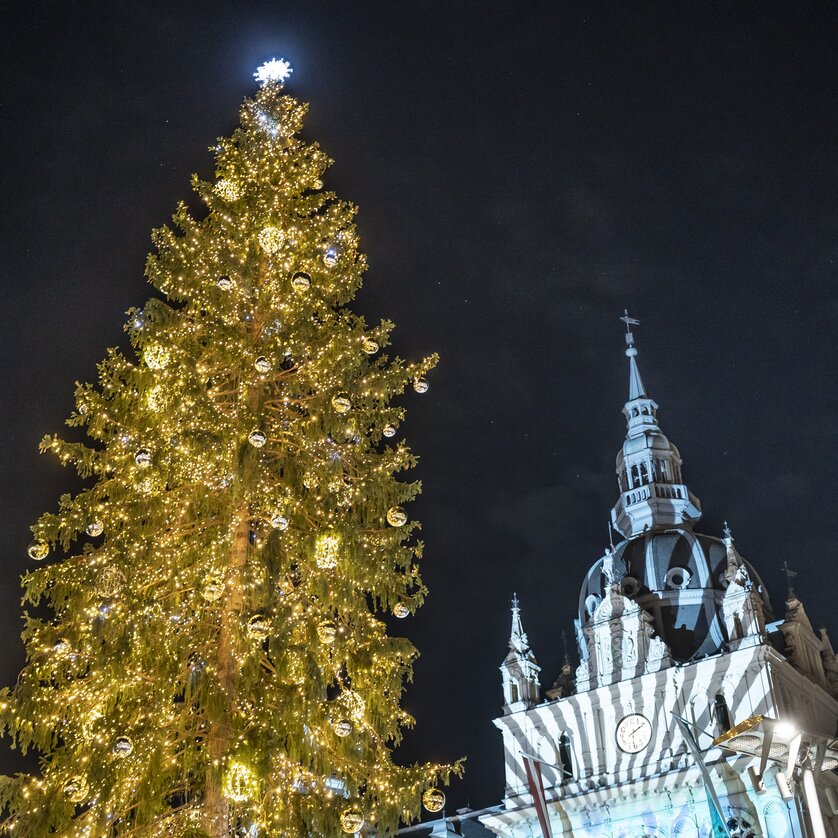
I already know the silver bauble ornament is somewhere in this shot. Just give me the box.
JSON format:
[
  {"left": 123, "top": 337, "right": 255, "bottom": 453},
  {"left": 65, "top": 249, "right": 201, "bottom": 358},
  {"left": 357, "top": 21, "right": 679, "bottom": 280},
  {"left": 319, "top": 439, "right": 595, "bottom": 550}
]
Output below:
[
  {"left": 248, "top": 430, "right": 267, "bottom": 448},
  {"left": 28, "top": 541, "right": 49, "bottom": 561},
  {"left": 422, "top": 788, "right": 446, "bottom": 813},
  {"left": 86, "top": 520, "right": 104, "bottom": 537},
  {"left": 386, "top": 507, "right": 407, "bottom": 527}
]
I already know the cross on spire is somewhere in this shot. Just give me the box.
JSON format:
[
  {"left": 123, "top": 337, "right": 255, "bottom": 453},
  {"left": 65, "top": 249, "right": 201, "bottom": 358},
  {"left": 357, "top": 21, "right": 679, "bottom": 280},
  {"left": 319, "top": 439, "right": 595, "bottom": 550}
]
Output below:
[{"left": 781, "top": 560, "right": 798, "bottom": 598}]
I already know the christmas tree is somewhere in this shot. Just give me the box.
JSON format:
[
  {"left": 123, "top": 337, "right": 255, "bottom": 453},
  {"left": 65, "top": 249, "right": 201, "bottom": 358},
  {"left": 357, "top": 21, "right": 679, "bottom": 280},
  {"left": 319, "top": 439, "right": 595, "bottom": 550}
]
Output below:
[{"left": 0, "top": 60, "right": 459, "bottom": 837}]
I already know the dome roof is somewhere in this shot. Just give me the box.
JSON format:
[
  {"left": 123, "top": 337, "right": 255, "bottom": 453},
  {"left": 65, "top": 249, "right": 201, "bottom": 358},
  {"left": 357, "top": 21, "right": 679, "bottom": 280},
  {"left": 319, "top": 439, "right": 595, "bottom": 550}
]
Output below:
[{"left": 578, "top": 528, "right": 771, "bottom": 661}]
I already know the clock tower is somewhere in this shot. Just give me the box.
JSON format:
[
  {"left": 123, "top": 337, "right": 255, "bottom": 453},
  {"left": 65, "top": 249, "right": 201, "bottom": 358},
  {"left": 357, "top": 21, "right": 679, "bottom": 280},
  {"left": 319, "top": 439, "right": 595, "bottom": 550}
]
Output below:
[{"left": 479, "top": 320, "right": 838, "bottom": 838}]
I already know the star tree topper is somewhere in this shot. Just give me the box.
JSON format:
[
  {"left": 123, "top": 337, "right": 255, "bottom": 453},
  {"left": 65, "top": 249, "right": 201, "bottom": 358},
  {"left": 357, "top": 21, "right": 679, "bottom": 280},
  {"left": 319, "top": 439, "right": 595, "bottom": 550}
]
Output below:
[{"left": 254, "top": 58, "right": 293, "bottom": 85}]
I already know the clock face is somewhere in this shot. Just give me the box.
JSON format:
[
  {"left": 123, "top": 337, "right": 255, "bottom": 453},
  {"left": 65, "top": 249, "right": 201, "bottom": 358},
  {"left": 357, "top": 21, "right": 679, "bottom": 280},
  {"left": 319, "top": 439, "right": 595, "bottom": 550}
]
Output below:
[{"left": 615, "top": 713, "right": 652, "bottom": 754}]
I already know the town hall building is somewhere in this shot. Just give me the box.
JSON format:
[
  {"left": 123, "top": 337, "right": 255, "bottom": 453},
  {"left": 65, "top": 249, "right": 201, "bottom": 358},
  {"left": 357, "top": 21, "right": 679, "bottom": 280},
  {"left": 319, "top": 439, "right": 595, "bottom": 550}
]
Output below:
[{"left": 471, "top": 321, "right": 838, "bottom": 837}]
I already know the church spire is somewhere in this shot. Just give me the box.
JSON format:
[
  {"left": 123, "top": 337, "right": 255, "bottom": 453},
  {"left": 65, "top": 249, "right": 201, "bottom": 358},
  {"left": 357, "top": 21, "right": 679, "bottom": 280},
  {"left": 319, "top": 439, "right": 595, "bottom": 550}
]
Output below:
[
  {"left": 610, "top": 313, "right": 702, "bottom": 539},
  {"left": 508, "top": 592, "right": 529, "bottom": 655},
  {"left": 499, "top": 594, "right": 541, "bottom": 712}
]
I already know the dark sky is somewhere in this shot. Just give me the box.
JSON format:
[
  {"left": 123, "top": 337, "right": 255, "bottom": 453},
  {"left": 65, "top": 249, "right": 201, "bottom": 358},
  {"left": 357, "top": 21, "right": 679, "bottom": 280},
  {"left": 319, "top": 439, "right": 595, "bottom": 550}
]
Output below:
[{"left": 2, "top": 0, "right": 838, "bottom": 815}]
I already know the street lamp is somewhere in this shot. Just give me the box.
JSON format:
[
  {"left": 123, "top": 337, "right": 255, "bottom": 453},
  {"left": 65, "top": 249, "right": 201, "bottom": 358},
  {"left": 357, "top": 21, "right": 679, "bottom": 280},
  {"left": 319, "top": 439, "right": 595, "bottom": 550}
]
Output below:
[{"left": 713, "top": 715, "right": 838, "bottom": 838}]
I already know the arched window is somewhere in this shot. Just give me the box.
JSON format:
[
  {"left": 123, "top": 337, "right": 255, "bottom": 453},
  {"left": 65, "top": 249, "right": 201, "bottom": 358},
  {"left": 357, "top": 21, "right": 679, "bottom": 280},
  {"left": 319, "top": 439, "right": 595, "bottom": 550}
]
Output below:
[
  {"left": 558, "top": 732, "right": 573, "bottom": 780},
  {"left": 510, "top": 682, "right": 518, "bottom": 703},
  {"left": 714, "top": 692, "right": 732, "bottom": 734}
]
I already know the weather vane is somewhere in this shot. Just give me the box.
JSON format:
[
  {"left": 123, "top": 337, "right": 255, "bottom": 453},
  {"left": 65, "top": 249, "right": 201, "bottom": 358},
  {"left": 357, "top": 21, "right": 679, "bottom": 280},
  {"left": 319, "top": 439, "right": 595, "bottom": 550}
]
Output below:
[{"left": 619, "top": 309, "right": 640, "bottom": 348}]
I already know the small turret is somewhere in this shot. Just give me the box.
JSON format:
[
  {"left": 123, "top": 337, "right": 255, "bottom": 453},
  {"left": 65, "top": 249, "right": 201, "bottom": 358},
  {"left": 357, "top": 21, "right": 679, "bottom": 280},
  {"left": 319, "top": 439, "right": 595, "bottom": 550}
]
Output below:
[
  {"left": 500, "top": 594, "right": 541, "bottom": 713},
  {"left": 720, "top": 523, "right": 766, "bottom": 650}
]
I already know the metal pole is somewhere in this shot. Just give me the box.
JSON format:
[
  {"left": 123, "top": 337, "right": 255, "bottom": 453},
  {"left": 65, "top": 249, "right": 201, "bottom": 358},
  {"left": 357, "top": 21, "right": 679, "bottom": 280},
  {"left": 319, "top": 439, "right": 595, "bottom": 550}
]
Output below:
[{"left": 802, "top": 767, "right": 827, "bottom": 838}]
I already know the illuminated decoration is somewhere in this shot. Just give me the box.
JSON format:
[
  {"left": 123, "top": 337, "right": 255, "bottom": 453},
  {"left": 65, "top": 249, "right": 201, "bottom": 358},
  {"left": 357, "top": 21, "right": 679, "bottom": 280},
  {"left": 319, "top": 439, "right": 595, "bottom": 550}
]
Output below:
[
  {"left": 85, "top": 520, "right": 104, "bottom": 537},
  {"left": 333, "top": 718, "right": 353, "bottom": 737},
  {"left": 317, "top": 620, "right": 337, "bottom": 644},
  {"left": 422, "top": 788, "right": 445, "bottom": 813},
  {"left": 258, "top": 226, "right": 285, "bottom": 254},
  {"left": 362, "top": 337, "right": 379, "bottom": 354},
  {"left": 63, "top": 776, "right": 89, "bottom": 804},
  {"left": 339, "top": 808, "right": 364, "bottom": 834},
  {"left": 383, "top": 424, "right": 396, "bottom": 438},
  {"left": 248, "top": 429, "right": 267, "bottom": 448},
  {"left": 214, "top": 178, "right": 241, "bottom": 201},
  {"left": 270, "top": 513, "right": 289, "bottom": 530},
  {"left": 1, "top": 70, "right": 455, "bottom": 838},
  {"left": 222, "top": 759, "right": 259, "bottom": 803},
  {"left": 201, "top": 571, "right": 225, "bottom": 602},
  {"left": 247, "top": 615, "right": 271, "bottom": 641},
  {"left": 315, "top": 532, "right": 341, "bottom": 569},
  {"left": 142, "top": 343, "right": 169, "bottom": 369},
  {"left": 341, "top": 690, "right": 366, "bottom": 722},
  {"left": 413, "top": 377, "right": 429, "bottom": 393},
  {"left": 393, "top": 602, "right": 410, "bottom": 619},
  {"left": 253, "top": 57, "right": 293, "bottom": 86},
  {"left": 95, "top": 566, "right": 125, "bottom": 598},
  {"left": 387, "top": 507, "right": 407, "bottom": 527},
  {"left": 27, "top": 541, "right": 49, "bottom": 561},
  {"left": 291, "top": 271, "right": 311, "bottom": 291},
  {"left": 331, "top": 394, "right": 352, "bottom": 414}
]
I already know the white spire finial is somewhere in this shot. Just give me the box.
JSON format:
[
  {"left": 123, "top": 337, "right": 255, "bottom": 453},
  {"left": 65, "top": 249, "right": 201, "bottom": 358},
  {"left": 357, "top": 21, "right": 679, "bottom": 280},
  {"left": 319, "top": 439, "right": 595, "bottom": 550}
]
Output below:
[
  {"left": 620, "top": 309, "right": 641, "bottom": 354},
  {"left": 254, "top": 58, "right": 293, "bottom": 86}
]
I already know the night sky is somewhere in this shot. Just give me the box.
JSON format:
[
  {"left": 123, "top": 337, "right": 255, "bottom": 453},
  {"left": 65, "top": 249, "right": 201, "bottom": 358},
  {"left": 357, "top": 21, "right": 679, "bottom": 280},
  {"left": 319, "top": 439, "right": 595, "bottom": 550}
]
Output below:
[{"left": 3, "top": 0, "right": 838, "bottom": 816}]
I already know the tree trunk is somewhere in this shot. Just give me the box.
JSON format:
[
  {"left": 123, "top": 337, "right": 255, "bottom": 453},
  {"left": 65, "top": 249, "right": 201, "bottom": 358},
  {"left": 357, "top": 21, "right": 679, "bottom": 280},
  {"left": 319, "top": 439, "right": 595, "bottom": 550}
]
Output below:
[{"left": 204, "top": 506, "right": 250, "bottom": 836}]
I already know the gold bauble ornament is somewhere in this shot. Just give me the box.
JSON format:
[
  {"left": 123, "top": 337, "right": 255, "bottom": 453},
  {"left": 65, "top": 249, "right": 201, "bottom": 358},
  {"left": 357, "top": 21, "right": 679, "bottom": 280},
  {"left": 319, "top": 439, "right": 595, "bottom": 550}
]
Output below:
[
  {"left": 315, "top": 532, "right": 340, "bottom": 569},
  {"left": 114, "top": 736, "right": 134, "bottom": 758},
  {"left": 386, "top": 507, "right": 407, "bottom": 527},
  {"left": 247, "top": 615, "right": 271, "bottom": 641},
  {"left": 333, "top": 718, "right": 352, "bottom": 737},
  {"left": 413, "top": 377, "right": 429, "bottom": 393},
  {"left": 383, "top": 424, "right": 396, "bottom": 438},
  {"left": 362, "top": 337, "right": 379, "bottom": 354},
  {"left": 332, "top": 394, "right": 352, "bottom": 414},
  {"left": 258, "top": 225, "right": 285, "bottom": 254},
  {"left": 254, "top": 356, "right": 272, "bottom": 374},
  {"left": 28, "top": 541, "right": 49, "bottom": 561},
  {"left": 340, "top": 808, "right": 364, "bottom": 834},
  {"left": 201, "top": 571, "right": 225, "bottom": 602},
  {"left": 214, "top": 179, "right": 241, "bottom": 201},
  {"left": 270, "top": 513, "right": 289, "bottom": 531},
  {"left": 313, "top": 178, "right": 324, "bottom": 190},
  {"left": 393, "top": 602, "right": 410, "bottom": 619},
  {"left": 85, "top": 520, "right": 104, "bottom": 537},
  {"left": 291, "top": 271, "right": 311, "bottom": 291},
  {"left": 217, "top": 275, "right": 233, "bottom": 290},
  {"left": 223, "top": 760, "right": 258, "bottom": 803},
  {"left": 64, "top": 776, "right": 89, "bottom": 804},
  {"left": 323, "top": 247, "right": 339, "bottom": 267},
  {"left": 248, "top": 429, "right": 267, "bottom": 448},
  {"left": 96, "top": 566, "right": 125, "bottom": 598},
  {"left": 317, "top": 620, "right": 338, "bottom": 644},
  {"left": 422, "top": 788, "right": 446, "bottom": 813},
  {"left": 142, "top": 343, "right": 169, "bottom": 370},
  {"left": 135, "top": 448, "right": 152, "bottom": 467}
]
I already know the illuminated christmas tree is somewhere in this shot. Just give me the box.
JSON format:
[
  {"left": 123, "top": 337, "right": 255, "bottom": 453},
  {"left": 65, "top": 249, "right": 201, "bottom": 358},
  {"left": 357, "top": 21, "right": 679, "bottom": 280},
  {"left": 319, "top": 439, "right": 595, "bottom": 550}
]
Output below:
[{"left": 0, "top": 59, "right": 459, "bottom": 837}]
